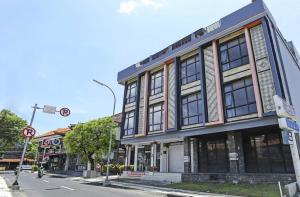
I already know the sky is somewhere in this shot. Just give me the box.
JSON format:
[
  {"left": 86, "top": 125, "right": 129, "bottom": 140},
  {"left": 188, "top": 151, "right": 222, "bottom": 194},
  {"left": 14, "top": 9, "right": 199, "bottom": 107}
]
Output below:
[{"left": 1, "top": 0, "right": 299, "bottom": 135}]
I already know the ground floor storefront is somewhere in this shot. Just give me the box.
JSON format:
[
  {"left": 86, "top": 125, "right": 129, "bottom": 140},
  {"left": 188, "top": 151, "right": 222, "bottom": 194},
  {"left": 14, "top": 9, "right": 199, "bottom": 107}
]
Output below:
[{"left": 123, "top": 125, "right": 296, "bottom": 183}]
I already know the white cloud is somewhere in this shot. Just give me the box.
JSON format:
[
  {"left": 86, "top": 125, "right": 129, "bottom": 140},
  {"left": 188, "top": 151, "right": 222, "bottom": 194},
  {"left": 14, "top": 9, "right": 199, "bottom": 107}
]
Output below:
[
  {"left": 141, "top": 0, "right": 163, "bottom": 9},
  {"left": 118, "top": 1, "right": 137, "bottom": 14},
  {"left": 118, "top": 0, "right": 165, "bottom": 15}
]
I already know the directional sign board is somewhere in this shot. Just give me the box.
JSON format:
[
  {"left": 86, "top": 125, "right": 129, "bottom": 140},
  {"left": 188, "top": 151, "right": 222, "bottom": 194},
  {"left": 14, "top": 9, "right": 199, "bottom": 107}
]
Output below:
[
  {"left": 282, "top": 131, "right": 294, "bottom": 145},
  {"left": 59, "top": 108, "right": 70, "bottom": 117},
  {"left": 43, "top": 105, "right": 56, "bottom": 114},
  {"left": 41, "top": 138, "right": 51, "bottom": 148},
  {"left": 273, "top": 95, "right": 297, "bottom": 121},
  {"left": 51, "top": 138, "right": 61, "bottom": 146},
  {"left": 279, "top": 118, "right": 300, "bottom": 132},
  {"left": 22, "top": 127, "right": 36, "bottom": 138}
]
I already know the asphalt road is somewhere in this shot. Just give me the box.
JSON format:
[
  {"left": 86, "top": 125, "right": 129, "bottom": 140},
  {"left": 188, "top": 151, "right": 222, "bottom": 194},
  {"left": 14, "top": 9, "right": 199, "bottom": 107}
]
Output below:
[{"left": 1, "top": 172, "right": 164, "bottom": 197}]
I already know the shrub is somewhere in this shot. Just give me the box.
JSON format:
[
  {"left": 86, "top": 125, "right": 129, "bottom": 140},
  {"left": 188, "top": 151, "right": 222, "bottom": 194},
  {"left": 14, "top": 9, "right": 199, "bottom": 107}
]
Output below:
[{"left": 32, "top": 165, "right": 38, "bottom": 171}]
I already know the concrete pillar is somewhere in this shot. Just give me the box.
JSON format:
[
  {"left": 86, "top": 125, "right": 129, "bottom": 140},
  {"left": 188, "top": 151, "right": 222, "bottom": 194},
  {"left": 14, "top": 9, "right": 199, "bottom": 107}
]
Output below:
[
  {"left": 235, "top": 132, "right": 245, "bottom": 173},
  {"left": 192, "top": 138, "right": 199, "bottom": 173},
  {"left": 151, "top": 143, "right": 157, "bottom": 168},
  {"left": 64, "top": 154, "right": 69, "bottom": 171},
  {"left": 227, "top": 132, "right": 241, "bottom": 173},
  {"left": 160, "top": 143, "right": 168, "bottom": 172},
  {"left": 184, "top": 137, "right": 191, "bottom": 173},
  {"left": 134, "top": 145, "right": 138, "bottom": 172},
  {"left": 125, "top": 145, "right": 132, "bottom": 171}
]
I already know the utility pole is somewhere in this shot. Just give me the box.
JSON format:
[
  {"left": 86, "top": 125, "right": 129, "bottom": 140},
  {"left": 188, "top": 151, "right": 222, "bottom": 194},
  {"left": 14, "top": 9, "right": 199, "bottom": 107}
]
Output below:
[{"left": 12, "top": 104, "right": 38, "bottom": 189}]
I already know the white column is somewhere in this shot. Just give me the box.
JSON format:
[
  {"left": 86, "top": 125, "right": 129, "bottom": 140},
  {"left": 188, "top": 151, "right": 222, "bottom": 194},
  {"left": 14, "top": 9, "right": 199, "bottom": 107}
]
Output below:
[
  {"left": 125, "top": 145, "right": 128, "bottom": 169},
  {"left": 64, "top": 154, "right": 69, "bottom": 171},
  {"left": 134, "top": 145, "right": 138, "bottom": 172},
  {"left": 291, "top": 131, "right": 300, "bottom": 188},
  {"left": 151, "top": 144, "right": 157, "bottom": 167},
  {"left": 160, "top": 143, "right": 164, "bottom": 172},
  {"left": 127, "top": 146, "right": 132, "bottom": 167},
  {"left": 191, "top": 140, "right": 194, "bottom": 173}
]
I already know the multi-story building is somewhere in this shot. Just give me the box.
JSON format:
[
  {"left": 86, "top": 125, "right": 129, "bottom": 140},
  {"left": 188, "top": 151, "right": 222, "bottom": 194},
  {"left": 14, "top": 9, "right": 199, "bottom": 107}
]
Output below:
[{"left": 117, "top": 0, "right": 300, "bottom": 183}]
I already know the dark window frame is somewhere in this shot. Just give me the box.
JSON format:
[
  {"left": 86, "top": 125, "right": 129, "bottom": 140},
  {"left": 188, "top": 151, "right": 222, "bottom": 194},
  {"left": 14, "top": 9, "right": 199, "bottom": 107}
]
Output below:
[
  {"left": 243, "top": 128, "right": 294, "bottom": 173},
  {"left": 180, "top": 55, "right": 200, "bottom": 85},
  {"left": 148, "top": 102, "right": 164, "bottom": 132},
  {"left": 224, "top": 77, "right": 257, "bottom": 118},
  {"left": 181, "top": 92, "right": 203, "bottom": 126},
  {"left": 150, "top": 70, "right": 164, "bottom": 96},
  {"left": 126, "top": 82, "right": 137, "bottom": 104},
  {"left": 123, "top": 111, "right": 135, "bottom": 136},
  {"left": 219, "top": 34, "right": 249, "bottom": 72}
]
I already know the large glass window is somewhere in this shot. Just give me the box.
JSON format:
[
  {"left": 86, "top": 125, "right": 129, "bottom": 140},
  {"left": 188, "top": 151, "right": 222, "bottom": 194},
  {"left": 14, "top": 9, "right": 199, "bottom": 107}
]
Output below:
[
  {"left": 126, "top": 82, "right": 137, "bottom": 104},
  {"left": 180, "top": 55, "right": 200, "bottom": 85},
  {"left": 181, "top": 92, "right": 203, "bottom": 126},
  {"left": 243, "top": 129, "right": 293, "bottom": 173},
  {"left": 124, "top": 111, "right": 135, "bottom": 135},
  {"left": 198, "top": 134, "right": 229, "bottom": 173},
  {"left": 148, "top": 103, "right": 164, "bottom": 132},
  {"left": 224, "top": 77, "right": 257, "bottom": 118},
  {"left": 150, "top": 71, "right": 164, "bottom": 95},
  {"left": 220, "top": 34, "right": 249, "bottom": 71}
]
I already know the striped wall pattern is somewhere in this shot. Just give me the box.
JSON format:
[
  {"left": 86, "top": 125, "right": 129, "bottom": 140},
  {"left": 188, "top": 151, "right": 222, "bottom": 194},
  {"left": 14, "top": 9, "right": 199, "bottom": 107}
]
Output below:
[
  {"left": 204, "top": 46, "right": 219, "bottom": 122},
  {"left": 250, "top": 25, "right": 276, "bottom": 112},
  {"left": 138, "top": 75, "right": 145, "bottom": 134},
  {"left": 167, "top": 63, "right": 176, "bottom": 129}
]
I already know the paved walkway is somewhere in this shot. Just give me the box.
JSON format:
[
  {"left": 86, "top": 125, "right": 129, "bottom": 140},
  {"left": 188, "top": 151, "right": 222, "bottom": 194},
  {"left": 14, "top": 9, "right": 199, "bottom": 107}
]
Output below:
[{"left": 0, "top": 176, "right": 12, "bottom": 197}]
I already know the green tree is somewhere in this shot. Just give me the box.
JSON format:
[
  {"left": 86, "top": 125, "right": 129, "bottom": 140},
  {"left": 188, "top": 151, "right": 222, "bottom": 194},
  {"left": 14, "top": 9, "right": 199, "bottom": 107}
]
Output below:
[
  {"left": 26, "top": 139, "right": 38, "bottom": 159},
  {"left": 64, "top": 117, "right": 116, "bottom": 170},
  {"left": 0, "top": 109, "right": 27, "bottom": 151}
]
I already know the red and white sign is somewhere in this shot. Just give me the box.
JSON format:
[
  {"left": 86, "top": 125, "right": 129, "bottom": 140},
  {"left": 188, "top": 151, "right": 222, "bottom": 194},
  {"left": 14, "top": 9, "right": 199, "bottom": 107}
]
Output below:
[
  {"left": 41, "top": 138, "right": 51, "bottom": 148},
  {"left": 59, "top": 108, "right": 70, "bottom": 117},
  {"left": 22, "top": 127, "right": 36, "bottom": 138}
]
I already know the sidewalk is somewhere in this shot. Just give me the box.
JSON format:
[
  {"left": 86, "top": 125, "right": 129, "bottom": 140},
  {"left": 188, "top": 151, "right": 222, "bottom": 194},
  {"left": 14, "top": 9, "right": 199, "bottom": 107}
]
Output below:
[
  {"left": 66, "top": 175, "right": 241, "bottom": 197},
  {"left": 0, "top": 176, "right": 12, "bottom": 197}
]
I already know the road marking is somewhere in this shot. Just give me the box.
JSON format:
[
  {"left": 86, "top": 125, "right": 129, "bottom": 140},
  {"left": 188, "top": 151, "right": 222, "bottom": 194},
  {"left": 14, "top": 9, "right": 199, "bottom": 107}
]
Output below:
[
  {"left": 43, "top": 180, "right": 49, "bottom": 183},
  {"left": 61, "top": 186, "right": 75, "bottom": 191}
]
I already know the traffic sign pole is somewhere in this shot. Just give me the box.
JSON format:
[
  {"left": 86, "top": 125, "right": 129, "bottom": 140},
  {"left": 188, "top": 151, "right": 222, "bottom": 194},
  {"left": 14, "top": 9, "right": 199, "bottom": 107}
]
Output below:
[{"left": 13, "top": 104, "right": 38, "bottom": 188}]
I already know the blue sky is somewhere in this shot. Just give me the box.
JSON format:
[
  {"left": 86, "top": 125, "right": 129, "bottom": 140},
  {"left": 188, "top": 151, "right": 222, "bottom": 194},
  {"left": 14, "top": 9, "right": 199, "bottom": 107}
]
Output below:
[{"left": 1, "top": 0, "right": 299, "bottom": 135}]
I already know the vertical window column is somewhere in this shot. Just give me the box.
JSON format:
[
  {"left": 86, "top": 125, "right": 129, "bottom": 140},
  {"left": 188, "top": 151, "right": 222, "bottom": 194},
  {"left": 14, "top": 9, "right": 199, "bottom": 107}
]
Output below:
[
  {"left": 244, "top": 28, "right": 263, "bottom": 117},
  {"left": 143, "top": 72, "right": 150, "bottom": 135}
]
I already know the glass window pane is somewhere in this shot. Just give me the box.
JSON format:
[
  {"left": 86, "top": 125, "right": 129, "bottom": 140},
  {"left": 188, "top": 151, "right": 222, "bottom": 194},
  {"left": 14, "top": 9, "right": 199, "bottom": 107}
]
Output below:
[
  {"left": 235, "top": 105, "right": 248, "bottom": 116},
  {"left": 220, "top": 44, "right": 227, "bottom": 51},
  {"left": 183, "top": 118, "right": 188, "bottom": 126},
  {"left": 181, "top": 67, "right": 186, "bottom": 77},
  {"left": 189, "top": 116, "right": 198, "bottom": 124},
  {"left": 232, "top": 80, "right": 245, "bottom": 90},
  {"left": 245, "top": 77, "right": 253, "bottom": 86},
  {"left": 221, "top": 51, "right": 229, "bottom": 64},
  {"left": 224, "top": 84, "right": 232, "bottom": 93},
  {"left": 233, "top": 88, "right": 247, "bottom": 106},
  {"left": 225, "top": 93, "right": 233, "bottom": 107},
  {"left": 230, "top": 59, "right": 242, "bottom": 68},
  {"left": 182, "top": 105, "right": 188, "bottom": 117},
  {"left": 182, "top": 78, "right": 187, "bottom": 85},
  {"left": 240, "top": 43, "right": 248, "bottom": 56},
  {"left": 247, "top": 86, "right": 256, "bottom": 103},
  {"left": 222, "top": 63, "right": 230, "bottom": 71},
  {"left": 228, "top": 39, "right": 239, "bottom": 48},
  {"left": 227, "top": 109, "right": 235, "bottom": 118},
  {"left": 186, "top": 57, "right": 195, "bottom": 65},
  {"left": 228, "top": 45, "right": 241, "bottom": 61},
  {"left": 249, "top": 103, "right": 257, "bottom": 113},
  {"left": 242, "top": 56, "right": 249, "bottom": 65},
  {"left": 187, "top": 64, "right": 196, "bottom": 76},
  {"left": 188, "top": 101, "right": 198, "bottom": 116},
  {"left": 187, "top": 75, "right": 196, "bottom": 83}
]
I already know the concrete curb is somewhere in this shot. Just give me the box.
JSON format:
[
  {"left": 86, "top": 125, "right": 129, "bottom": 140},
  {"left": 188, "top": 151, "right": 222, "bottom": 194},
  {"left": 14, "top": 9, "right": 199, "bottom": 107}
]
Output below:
[{"left": 109, "top": 181, "right": 239, "bottom": 197}]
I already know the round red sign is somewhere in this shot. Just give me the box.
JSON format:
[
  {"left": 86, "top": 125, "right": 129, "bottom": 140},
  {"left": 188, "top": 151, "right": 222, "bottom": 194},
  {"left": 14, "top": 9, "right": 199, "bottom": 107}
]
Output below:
[
  {"left": 22, "top": 127, "right": 36, "bottom": 137},
  {"left": 59, "top": 107, "right": 70, "bottom": 117}
]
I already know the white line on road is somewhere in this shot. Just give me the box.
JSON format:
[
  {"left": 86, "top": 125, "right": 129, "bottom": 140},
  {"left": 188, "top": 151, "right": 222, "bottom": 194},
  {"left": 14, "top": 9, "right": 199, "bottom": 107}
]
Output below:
[
  {"left": 42, "top": 180, "right": 49, "bottom": 183},
  {"left": 61, "top": 186, "right": 75, "bottom": 191}
]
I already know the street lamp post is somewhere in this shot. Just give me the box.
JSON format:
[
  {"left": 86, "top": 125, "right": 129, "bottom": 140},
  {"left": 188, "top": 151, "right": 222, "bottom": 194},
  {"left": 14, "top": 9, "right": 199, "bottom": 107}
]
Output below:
[{"left": 93, "top": 79, "right": 116, "bottom": 186}]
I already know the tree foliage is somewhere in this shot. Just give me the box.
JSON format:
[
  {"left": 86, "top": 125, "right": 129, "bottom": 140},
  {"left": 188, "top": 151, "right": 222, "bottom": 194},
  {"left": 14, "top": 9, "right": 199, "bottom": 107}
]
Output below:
[
  {"left": 64, "top": 117, "right": 116, "bottom": 170},
  {"left": 0, "top": 109, "right": 27, "bottom": 151}
]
